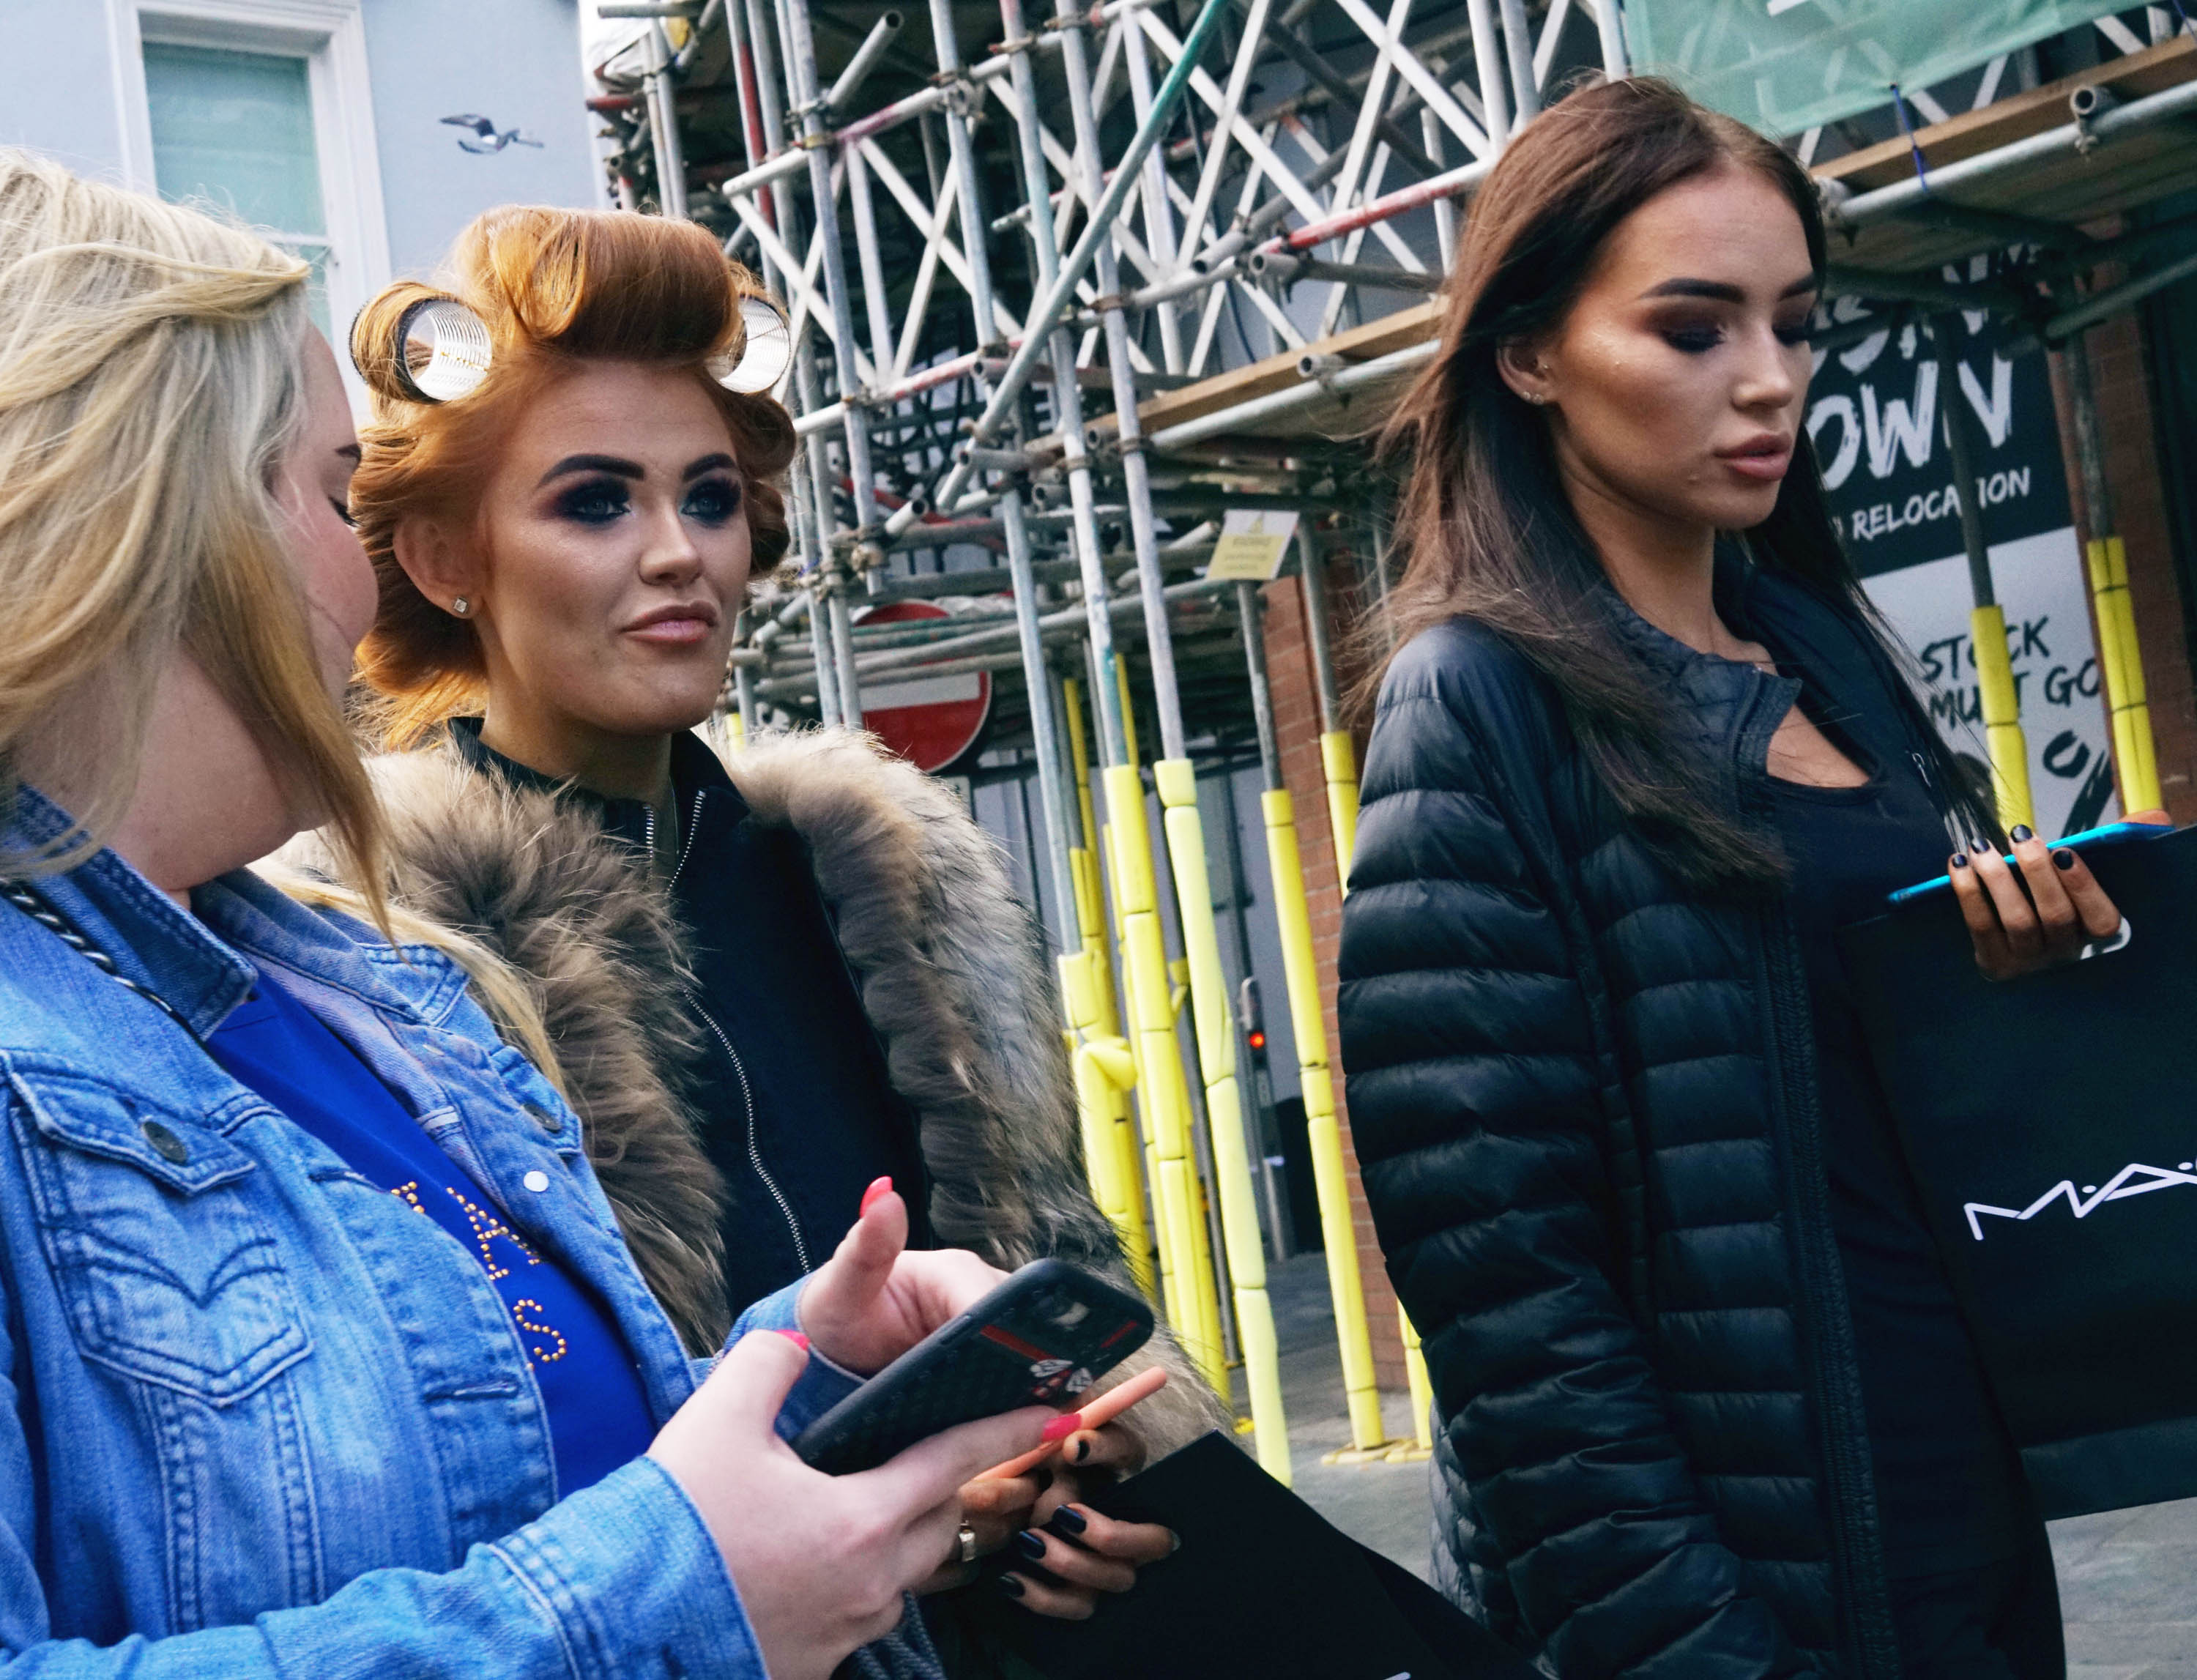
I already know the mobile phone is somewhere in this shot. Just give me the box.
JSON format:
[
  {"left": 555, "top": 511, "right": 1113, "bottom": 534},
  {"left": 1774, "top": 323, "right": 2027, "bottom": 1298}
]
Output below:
[
  {"left": 1885, "top": 819, "right": 2172, "bottom": 907},
  {"left": 790, "top": 1258, "right": 1154, "bottom": 1476}
]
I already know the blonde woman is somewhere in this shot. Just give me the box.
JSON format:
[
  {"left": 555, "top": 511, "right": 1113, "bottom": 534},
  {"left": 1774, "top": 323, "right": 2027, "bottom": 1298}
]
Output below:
[{"left": 0, "top": 149, "right": 1059, "bottom": 1680}]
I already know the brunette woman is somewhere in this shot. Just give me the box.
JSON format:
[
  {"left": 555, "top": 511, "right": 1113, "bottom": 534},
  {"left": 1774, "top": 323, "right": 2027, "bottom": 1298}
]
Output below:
[
  {"left": 1338, "top": 80, "right": 2126, "bottom": 1679},
  {"left": 0, "top": 149, "right": 1059, "bottom": 1680},
  {"left": 316, "top": 206, "right": 1213, "bottom": 1618}
]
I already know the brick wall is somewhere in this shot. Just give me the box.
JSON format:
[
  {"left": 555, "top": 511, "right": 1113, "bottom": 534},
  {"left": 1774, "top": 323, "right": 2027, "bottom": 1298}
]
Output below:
[
  {"left": 2048, "top": 308, "right": 2197, "bottom": 825},
  {"left": 1260, "top": 540, "right": 1410, "bottom": 1392}
]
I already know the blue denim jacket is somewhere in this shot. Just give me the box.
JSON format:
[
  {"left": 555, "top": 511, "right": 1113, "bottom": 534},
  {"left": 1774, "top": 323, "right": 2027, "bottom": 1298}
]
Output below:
[{"left": 0, "top": 787, "right": 860, "bottom": 1677}]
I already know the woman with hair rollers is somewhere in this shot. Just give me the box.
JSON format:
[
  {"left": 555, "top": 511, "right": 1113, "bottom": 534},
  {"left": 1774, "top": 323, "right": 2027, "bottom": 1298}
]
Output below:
[
  {"left": 0, "top": 149, "right": 1078, "bottom": 1680},
  {"left": 1338, "top": 78, "right": 2137, "bottom": 1679},
  {"left": 318, "top": 206, "right": 1213, "bottom": 1625}
]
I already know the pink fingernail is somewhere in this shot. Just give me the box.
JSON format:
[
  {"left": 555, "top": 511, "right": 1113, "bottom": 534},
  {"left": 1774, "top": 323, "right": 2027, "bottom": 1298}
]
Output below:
[
  {"left": 776, "top": 1331, "right": 809, "bottom": 1352},
  {"left": 860, "top": 1176, "right": 893, "bottom": 1216},
  {"left": 1041, "top": 1412, "right": 1082, "bottom": 1443}
]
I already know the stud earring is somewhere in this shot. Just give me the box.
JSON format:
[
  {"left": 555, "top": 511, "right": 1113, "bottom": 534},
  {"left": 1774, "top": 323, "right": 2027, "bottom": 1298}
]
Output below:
[{"left": 451, "top": 598, "right": 470, "bottom": 617}]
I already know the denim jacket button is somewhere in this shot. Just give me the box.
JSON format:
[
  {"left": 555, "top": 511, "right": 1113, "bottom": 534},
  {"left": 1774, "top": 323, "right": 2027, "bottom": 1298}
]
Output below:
[
  {"left": 522, "top": 1170, "right": 551, "bottom": 1192},
  {"left": 522, "top": 1101, "right": 562, "bottom": 1135},
  {"left": 140, "top": 1120, "right": 188, "bottom": 1164}
]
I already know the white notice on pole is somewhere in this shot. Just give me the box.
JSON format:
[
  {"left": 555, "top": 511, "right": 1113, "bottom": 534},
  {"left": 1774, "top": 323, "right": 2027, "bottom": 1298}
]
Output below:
[{"left": 1207, "top": 509, "right": 1301, "bottom": 581}]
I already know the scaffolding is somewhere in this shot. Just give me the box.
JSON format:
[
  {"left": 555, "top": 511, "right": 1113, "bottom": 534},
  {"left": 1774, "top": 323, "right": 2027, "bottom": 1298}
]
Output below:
[{"left": 586, "top": 0, "right": 2197, "bottom": 1474}]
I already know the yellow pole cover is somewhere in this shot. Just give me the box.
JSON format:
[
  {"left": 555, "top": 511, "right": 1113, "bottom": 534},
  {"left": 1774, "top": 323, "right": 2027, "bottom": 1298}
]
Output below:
[
  {"left": 1399, "top": 1312, "right": 1436, "bottom": 1456},
  {"left": 1320, "top": 731, "right": 1360, "bottom": 893},
  {"left": 1153, "top": 759, "right": 1290, "bottom": 1481},
  {"left": 2087, "top": 537, "right": 2163, "bottom": 814},
  {"left": 1262, "top": 787, "right": 1389, "bottom": 1453},
  {"left": 1104, "top": 762, "right": 1229, "bottom": 1391},
  {"left": 1969, "top": 604, "right": 2034, "bottom": 833}
]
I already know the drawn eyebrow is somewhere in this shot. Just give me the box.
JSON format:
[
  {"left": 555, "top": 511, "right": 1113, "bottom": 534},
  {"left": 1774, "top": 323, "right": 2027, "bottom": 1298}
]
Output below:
[
  {"left": 682, "top": 452, "right": 737, "bottom": 482},
  {"left": 1641, "top": 275, "right": 1822, "bottom": 303},
  {"left": 536, "top": 453, "right": 644, "bottom": 488}
]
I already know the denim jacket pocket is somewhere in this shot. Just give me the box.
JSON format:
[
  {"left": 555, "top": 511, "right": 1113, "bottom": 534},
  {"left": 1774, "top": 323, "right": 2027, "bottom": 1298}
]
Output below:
[{"left": 7, "top": 1063, "right": 310, "bottom": 1403}]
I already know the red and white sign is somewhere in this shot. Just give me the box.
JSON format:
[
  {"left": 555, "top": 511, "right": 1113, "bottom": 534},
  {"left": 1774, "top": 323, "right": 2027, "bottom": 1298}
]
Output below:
[{"left": 854, "top": 600, "right": 992, "bottom": 773}]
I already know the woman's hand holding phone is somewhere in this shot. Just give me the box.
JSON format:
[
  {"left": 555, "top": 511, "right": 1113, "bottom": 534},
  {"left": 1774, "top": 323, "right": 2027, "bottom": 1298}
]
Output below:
[
  {"left": 1950, "top": 814, "right": 2166, "bottom": 980},
  {"left": 798, "top": 1178, "right": 1011, "bottom": 1375},
  {"left": 647, "top": 1183, "right": 1051, "bottom": 1680}
]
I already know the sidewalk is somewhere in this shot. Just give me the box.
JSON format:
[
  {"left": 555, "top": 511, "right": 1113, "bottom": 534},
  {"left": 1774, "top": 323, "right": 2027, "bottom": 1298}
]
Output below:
[{"left": 1267, "top": 1250, "right": 2197, "bottom": 1670}]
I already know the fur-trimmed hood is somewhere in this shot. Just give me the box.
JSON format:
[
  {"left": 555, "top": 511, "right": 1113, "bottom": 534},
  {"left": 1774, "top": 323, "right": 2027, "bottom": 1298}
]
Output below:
[{"left": 306, "top": 727, "right": 1222, "bottom": 1457}]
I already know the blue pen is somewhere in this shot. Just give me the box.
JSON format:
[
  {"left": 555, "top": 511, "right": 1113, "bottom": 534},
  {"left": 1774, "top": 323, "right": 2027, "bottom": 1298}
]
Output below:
[{"left": 1886, "top": 819, "right": 2172, "bottom": 907}]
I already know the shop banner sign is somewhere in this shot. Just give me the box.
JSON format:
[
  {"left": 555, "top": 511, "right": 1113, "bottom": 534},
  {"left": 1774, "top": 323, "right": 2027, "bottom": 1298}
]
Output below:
[
  {"left": 1807, "top": 270, "right": 2115, "bottom": 839},
  {"left": 1627, "top": 0, "right": 2134, "bottom": 137}
]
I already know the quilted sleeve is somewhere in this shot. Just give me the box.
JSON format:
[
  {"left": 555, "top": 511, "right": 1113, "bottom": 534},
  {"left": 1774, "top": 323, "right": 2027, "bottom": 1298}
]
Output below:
[{"left": 1339, "top": 664, "right": 1806, "bottom": 1680}]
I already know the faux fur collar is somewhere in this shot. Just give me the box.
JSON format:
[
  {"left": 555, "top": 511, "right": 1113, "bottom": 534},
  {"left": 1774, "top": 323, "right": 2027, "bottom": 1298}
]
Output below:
[{"left": 317, "top": 727, "right": 1224, "bottom": 1453}]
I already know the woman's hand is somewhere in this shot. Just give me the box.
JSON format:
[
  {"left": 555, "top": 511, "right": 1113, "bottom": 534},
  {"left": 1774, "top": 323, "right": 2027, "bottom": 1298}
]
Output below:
[
  {"left": 650, "top": 1331, "right": 1052, "bottom": 1680},
  {"left": 798, "top": 1179, "right": 1005, "bottom": 1375},
  {"left": 1950, "top": 820, "right": 2155, "bottom": 980},
  {"left": 910, "top": 1470, "right": 1044, "bottom": 1596},
  {"left": 997, "top": 1421, "right": 1178, "bottom": 1619}
]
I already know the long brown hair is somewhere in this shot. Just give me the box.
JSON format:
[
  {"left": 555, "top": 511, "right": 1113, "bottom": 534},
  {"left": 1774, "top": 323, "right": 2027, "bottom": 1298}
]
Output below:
[
  {"left": 349, "top": 207, "right": 798, "bottom": 746},
  {"left": 1372, "top": 77, "right": 1996, "bottom": 888}
]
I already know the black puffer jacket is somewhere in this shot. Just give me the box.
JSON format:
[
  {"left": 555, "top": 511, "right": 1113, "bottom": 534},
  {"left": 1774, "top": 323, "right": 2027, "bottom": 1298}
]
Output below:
[{"left": 1339, "top": 564, "right": 1924, "bottom": 1679}]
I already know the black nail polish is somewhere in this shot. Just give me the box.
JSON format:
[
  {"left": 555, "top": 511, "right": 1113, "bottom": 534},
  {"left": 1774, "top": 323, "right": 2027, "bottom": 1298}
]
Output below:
[
  {"left": 1950, "top": 853, "right": 1968, "bottom": 871},
  {"left": 1014, "top": 1530, "right": 1047, "bottom": 1561},
  {"left": 1048, "top": 1505, "right": 1088, "bottom": 1537},
  {"left": 2055, "top": 849, "right": 2075, "bottom": 871},
  {"left": 995, "top": 1572, "right": 1025, "bottom": 1599},
  {"left": 2012, "top": 824, "right": 2034, "bottom": 843},
  {"left": 1072, "top": 1437, "right": 1092, "bottom": 1464}
]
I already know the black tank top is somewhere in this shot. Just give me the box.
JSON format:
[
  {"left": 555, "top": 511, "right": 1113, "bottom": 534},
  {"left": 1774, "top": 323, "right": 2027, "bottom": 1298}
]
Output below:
[{"left": 1759, "top": 651, "right": 2026, "bottom": 1577}]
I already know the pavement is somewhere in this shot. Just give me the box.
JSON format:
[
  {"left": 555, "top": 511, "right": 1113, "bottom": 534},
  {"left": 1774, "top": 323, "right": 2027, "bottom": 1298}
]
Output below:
[{"left": 1263, "top": 1249, "right": 2197, "bottom": 1673}]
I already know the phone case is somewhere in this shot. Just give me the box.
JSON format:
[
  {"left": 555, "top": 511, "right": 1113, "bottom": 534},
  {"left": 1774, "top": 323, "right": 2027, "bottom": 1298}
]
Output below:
[{"left": 791, "top": 1259, "right": 1153, "bottom": 1476}]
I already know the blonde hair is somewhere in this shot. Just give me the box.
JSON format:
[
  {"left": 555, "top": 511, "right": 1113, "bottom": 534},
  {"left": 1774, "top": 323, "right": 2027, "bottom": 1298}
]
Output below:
[
  {"left": 0, "top": 153, "right": 568, "bottom": 1080},
  {"left": 0, "top": 148, "right": 384, "bottom": 899},
  {"left": 348, "top": 206, "right": 797, "bottom": 747}
]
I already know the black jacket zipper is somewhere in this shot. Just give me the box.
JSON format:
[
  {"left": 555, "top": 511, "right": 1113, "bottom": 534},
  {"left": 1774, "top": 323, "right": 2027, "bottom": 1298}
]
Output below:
[
  {"left": 1734, "top": 673, "right": 1901, "bottom": 1679},
  {"left": 648, "top": 792, "right": 814, "bottom": 1275}
]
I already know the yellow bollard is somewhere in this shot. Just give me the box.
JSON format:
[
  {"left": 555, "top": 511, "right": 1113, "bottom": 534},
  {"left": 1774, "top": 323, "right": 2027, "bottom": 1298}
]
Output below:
[
  {"left": 1320, "top": 731, "right": 1360, "bottom": 889},
  {"left": 1103, "top": 762, "right": 1229, "bottom": 1392},
  {"left": 1262, "top": 787, "right": 1389, "bottom": 1457},
  {"left": 2086, "top": 536, "right": 2163, "bottom": 815},
  {"left": 1970, "top": 604, "right": 2034, "bottom": 833},
  {"left": 1155, "top": 759, "right": 1291, "bottom": 1482},
  {"left": 1394, "top": 1312, "right": 1435, "bottom": 1460}
]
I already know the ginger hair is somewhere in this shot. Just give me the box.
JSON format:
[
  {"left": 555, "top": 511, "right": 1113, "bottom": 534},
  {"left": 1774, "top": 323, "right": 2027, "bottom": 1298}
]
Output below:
[{"left": 349, "top": 206, "right": 798, "bottom": 746}]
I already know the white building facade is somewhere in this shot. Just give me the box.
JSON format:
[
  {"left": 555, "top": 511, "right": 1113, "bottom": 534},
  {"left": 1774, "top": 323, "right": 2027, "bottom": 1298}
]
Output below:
[{"left": 0, "top": 0, "right": 603, "bottom": 361}]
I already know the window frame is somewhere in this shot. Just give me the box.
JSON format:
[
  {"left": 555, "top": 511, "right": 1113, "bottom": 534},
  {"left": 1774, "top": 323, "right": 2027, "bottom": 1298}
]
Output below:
[{"left": 108, "top": 0, "right": 391, "bottom": 350}]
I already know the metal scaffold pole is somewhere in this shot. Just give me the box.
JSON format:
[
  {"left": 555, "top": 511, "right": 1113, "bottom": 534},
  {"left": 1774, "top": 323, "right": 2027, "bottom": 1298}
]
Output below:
[
  {"left": 1045, "top": 0, "right": 1289, "bottom": 1477},
  {"left": 781, "top": 0, "right": 876, "bottom": 722}
]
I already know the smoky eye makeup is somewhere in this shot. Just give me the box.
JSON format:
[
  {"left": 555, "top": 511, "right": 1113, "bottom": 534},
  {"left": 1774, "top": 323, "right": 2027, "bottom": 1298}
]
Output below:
[
  {"left": 680, "top": 475, "right": 743, "bottom": 525},
  {"left": 551, "top": 476, "right": 633, "bottom": 525}
]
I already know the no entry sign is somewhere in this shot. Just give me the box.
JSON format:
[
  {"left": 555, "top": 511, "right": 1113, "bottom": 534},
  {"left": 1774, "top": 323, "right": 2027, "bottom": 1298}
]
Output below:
[{"left": 854, "top": 600, "right": 992, "bottom": 773}]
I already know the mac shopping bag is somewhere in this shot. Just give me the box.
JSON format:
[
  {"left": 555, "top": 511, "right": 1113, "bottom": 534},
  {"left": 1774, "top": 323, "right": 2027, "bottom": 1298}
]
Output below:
[{"left": 1839, "top": 825, "right": 2197, "bottom": 1519}]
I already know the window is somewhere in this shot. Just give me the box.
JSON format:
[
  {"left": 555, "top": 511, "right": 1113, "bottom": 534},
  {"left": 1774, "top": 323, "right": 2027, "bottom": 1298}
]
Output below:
[
  {"left": 112, "top": 1, "right": 389, "bottom": 391},
  {"left": 141, "top": 42, "right": 332, "bottom": 334}
]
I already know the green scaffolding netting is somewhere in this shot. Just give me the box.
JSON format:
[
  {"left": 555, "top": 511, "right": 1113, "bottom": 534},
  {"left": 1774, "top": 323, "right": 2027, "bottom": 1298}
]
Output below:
[{"left": 1626, "top": 0, "right": 2141, "bottom": 137}]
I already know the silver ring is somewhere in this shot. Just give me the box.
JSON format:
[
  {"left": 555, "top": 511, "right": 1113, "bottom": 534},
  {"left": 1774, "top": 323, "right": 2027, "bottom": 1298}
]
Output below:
[{"left": 956, "top": 1521, "right": 979, "bottom": 1565}]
